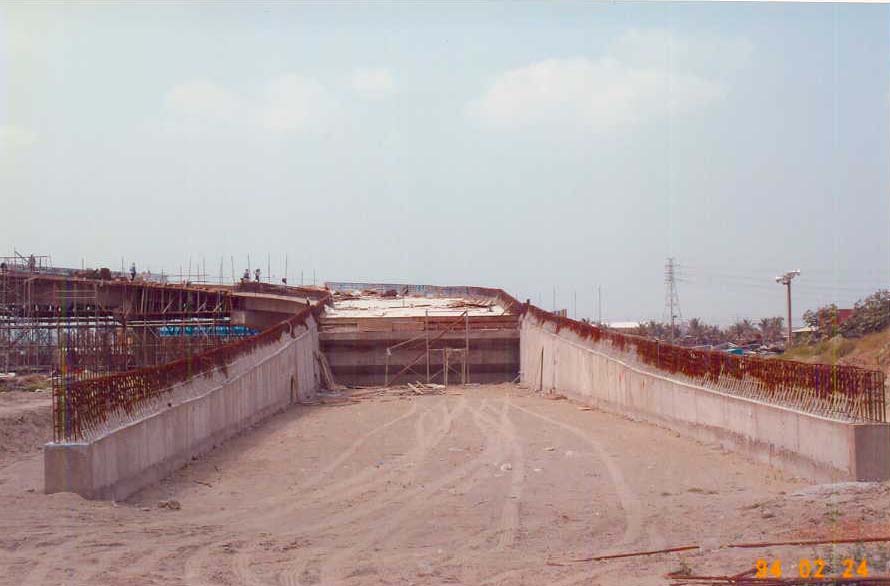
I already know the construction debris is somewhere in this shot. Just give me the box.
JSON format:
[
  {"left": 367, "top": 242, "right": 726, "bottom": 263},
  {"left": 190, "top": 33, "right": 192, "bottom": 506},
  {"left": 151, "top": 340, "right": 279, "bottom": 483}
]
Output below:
[
  {"left": 553, "top": 544, "right": 700, "bottom": 564},
  {"left": 404, "top": 382, "right": 445, "bottom": 395},
  {"left": 315, "top": 351, "right": 341, "bottom": 391},
  {"left": 446, "top": 299, "right": 495, "bottom": 310},
  {"left": 725, "top": 535, "right": 890, "bottom": 548}
]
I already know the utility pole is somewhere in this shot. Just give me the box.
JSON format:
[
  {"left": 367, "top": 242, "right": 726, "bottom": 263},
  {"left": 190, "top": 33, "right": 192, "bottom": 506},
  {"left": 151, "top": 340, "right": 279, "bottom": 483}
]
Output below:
[{"left": 775, "top": 270, "right": 801, "bottom": 347}]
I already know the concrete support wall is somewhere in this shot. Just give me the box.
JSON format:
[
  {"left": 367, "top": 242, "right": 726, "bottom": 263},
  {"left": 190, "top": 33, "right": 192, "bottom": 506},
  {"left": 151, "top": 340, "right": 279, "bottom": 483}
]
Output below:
[
  {"left": 45, "top": 318, "right": 321, "bottom": 500},
  {"left": 520, "top": 315, "right": 890, "bottom": 482},
  {"left": 320, "top": 329, "right": 519, "bottom": 387}
]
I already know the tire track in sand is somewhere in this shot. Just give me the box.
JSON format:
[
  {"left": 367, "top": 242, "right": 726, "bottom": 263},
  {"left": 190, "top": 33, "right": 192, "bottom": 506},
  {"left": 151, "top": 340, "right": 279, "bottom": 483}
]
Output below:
[
  {"left": 284, "top": 397, "right": 506, "bottom": 586},
  {"left": 19, "top": 400, "right": 426, "bottom": 586},
  {"left": 509, "top": 401, "right": 647, "bottom": 550},
  {"left": 509, "top": 400, "right": 666, "bottom": 586},
  {"left": 217, "top": 397, "right": 467, "bottom": 586},
  {"left": 183, "top": 398, "right": 429, "bottom": 586},
  {"left": 494, "top": 395, "right": 525, "bottom": 551},
  {"left": 371, "top": 396, "right": 529, "bottom": 584},
  {"left": 273, "top": 397, "right": 477, "bottom": 586},
  {"left": 306, "top": 396, "right": 529, "bottom": 585}
]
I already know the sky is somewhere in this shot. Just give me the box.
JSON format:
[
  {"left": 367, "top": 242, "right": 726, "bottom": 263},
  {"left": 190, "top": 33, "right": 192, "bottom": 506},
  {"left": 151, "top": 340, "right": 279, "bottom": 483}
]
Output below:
[{"left": 1, "top": 1, "right": 889, "bottom": 326}]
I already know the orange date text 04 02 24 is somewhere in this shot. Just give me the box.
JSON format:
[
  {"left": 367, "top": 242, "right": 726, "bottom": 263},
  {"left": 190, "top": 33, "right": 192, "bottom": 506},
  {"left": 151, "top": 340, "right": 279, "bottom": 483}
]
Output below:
[{"left": 755, "top": 558, "right": 869, "bottom": 579}]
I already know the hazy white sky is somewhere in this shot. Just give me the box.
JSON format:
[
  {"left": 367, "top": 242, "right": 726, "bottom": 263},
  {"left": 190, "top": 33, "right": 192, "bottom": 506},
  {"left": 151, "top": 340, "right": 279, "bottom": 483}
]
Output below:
[{"left": 1, "top": 1, "right": 889, "bottom": 325}]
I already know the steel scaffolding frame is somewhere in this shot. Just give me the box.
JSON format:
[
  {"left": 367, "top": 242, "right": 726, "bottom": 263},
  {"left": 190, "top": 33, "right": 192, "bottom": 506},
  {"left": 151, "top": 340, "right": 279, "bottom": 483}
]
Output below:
[{"left": 1, "top": 260, "right": 251, "bottom": 378}]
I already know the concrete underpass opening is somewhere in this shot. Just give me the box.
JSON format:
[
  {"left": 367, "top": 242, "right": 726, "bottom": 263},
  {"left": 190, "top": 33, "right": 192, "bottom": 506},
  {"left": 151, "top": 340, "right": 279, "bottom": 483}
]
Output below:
[{"left": 320, "top": 283, "right": 520, "bottom": 387}]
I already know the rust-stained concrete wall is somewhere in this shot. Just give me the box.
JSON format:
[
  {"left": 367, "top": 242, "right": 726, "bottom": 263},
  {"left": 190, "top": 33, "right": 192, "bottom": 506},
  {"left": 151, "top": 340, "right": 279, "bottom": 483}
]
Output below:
[
  {"left": 520, "top": 314, "right": 890, "bottom": 482},
  {"left": 45, "top": 318, "right": 321, "bottom": 500}
]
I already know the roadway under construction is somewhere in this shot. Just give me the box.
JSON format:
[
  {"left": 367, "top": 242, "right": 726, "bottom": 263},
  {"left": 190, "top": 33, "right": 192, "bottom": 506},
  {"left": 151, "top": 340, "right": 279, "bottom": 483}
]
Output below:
[{"left": 1, "top": 255, "right": 890, "bottom": 585}]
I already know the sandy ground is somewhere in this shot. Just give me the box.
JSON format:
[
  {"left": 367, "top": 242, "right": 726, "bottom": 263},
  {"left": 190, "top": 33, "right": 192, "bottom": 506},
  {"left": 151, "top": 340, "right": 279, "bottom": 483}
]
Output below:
[
  {"left": 0, "top": 389, "right": 52, "bottom": 468},
  {"left": 2, "top": 384, "right": 890, "bottom": 585}
]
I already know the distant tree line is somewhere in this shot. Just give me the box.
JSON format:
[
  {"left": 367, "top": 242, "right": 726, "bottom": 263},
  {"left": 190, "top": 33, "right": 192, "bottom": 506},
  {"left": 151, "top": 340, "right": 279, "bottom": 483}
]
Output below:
[
  {"left": 631, "top": 316, "right": 785, "bottom": 347},
  {"left": 803, "top": 289, "right": 890, "bottom": 341}
]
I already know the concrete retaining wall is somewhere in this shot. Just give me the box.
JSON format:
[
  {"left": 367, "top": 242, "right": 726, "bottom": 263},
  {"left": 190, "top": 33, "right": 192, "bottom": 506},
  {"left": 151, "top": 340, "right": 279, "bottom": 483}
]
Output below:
[
  {"left": 320, "top": 329, "right": 519, "bottom": 386},
  {"left": 520, "top": 315, "right": 890, "bottom": 482},
  {"left": 45, "top": 318, "right": 321, "bottom": 500}
]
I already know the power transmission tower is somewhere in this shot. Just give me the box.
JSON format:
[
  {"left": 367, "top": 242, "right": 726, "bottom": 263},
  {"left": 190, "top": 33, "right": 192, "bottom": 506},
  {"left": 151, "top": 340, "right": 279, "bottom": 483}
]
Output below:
[{"left": 664, "top": 257, "right": 682, "bottom": 342}]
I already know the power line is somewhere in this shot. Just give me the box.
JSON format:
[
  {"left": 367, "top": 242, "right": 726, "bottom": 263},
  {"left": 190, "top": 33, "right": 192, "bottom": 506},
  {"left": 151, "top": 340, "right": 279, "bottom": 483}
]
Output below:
[{"left": 682, "top": 264, "right": 890, "bottom": 285}]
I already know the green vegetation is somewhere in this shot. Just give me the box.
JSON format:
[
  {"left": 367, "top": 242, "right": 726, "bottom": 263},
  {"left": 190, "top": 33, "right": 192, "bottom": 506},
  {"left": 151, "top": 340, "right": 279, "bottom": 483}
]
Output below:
[
  {"left": 783, "top": 336, "right": 856, "bottom": 362},
  {"left": 802, "top": 290, "right": 890, "bottom": 342},
  {"left": 636, "top": 316, "right": 785, "bottom": 347}
]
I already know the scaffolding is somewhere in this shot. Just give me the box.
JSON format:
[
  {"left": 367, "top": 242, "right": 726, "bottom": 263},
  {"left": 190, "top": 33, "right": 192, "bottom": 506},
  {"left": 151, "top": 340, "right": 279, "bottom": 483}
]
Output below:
[
  {"left": 1, "top": 255, "right": 252, "bottom": 378},
  {"left": 383, "top": 310, "right": 471, "bottom": 387},
  {"left": 0, "top": 253, "right": 52, "bottom": 373}
]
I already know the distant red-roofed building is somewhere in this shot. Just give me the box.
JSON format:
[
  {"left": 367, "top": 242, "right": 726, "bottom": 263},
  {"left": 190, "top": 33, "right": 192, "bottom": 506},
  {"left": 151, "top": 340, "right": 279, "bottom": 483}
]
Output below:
[{"left": 836, "top": 308, "right": 854, "bottom": 325}]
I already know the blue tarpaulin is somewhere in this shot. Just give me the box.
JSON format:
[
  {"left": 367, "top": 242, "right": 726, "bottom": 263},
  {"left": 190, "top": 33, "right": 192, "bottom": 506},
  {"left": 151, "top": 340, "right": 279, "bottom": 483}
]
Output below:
[{"left": 158, "top": 325, "right": 256, "bottom": 337}]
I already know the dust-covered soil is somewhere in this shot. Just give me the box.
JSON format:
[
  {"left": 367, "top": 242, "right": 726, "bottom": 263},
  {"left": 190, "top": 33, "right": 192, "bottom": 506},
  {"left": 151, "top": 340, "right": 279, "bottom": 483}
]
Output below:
[
  {"left": 0, "top": 387, "right": 51, "bottom": 468},
  {"left": 2, "top": 384, "right": 890, "bottom": 585}
]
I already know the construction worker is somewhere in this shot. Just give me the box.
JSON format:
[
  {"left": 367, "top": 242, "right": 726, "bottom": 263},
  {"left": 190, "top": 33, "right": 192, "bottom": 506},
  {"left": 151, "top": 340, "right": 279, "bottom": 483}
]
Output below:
[
  {"left": 254, "top": 268, "right": 261, "bottom": 282},
  {"left": 242, "top": 269, "right": 250, "bottom": 283},
  {"left": 130, "top": 262, "right": 137, "bottom": 281}
]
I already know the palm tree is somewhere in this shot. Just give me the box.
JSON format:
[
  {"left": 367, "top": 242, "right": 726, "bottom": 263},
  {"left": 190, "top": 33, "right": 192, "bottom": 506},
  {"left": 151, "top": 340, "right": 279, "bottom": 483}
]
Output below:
[
  {"left": 758, "top": 318, "right": 772, "bottom": 344},
  {"left": 726, "top": 319, "right": 757, "bottom": 344},
  {"left": 756, "top": 317, "right": 784, "bottom": 345},
  {"left": 687, "top": 318, "right": 704, "bottom": 341}
]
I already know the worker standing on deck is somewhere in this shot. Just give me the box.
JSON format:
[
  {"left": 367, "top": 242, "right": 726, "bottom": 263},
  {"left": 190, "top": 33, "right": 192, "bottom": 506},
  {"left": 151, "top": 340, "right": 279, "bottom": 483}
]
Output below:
[
  {"left": 254, "top": 268, "right": 261, "bottom": 282},
  {"left": 242, "top": 269, "right": 250, "bottom": 283},
  {"left": 129, "top": 262, "right": 136, "bottom": 281}
]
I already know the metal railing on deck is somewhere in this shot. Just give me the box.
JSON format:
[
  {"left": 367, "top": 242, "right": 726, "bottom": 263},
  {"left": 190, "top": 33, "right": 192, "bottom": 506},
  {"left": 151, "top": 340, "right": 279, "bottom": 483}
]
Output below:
[
  {"left": 51, "top": 279, "right": 887, "bottom": 442},
  {"left": 511, "top": 297, "right": 886, "bottom": 423},
  {"left": 325, "top": 282, "right": 886, "bottom": 422}
]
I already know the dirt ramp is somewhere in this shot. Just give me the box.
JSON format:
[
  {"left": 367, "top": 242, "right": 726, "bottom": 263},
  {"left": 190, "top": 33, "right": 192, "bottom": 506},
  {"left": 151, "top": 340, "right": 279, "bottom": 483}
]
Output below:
[{"left": 0, "top": 389, "right": 52, "bottom": 468}]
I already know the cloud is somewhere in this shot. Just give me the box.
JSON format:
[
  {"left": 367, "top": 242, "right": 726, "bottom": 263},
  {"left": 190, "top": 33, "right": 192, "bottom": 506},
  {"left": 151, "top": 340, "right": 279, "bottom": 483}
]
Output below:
[
  {"left": 612, "top": 28, "right": 753, "bottom": 75},
  {"left": 351, "top": 68, "right": 395, "bottom": 99},
  {"left": 0, "top": 125, "right": 37, "bottom": 150},
  {"left": 256, "top": 74, "right": 331, "bottom": 131},
  {"left": 468, "top": 28, "right": 749, "bottom": 130},
  {"left": 163, "top": 74, "right": 332, "bottom": 133},
  {"left": 164, "top": 80, "right": 241, "bottom": 120}
]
